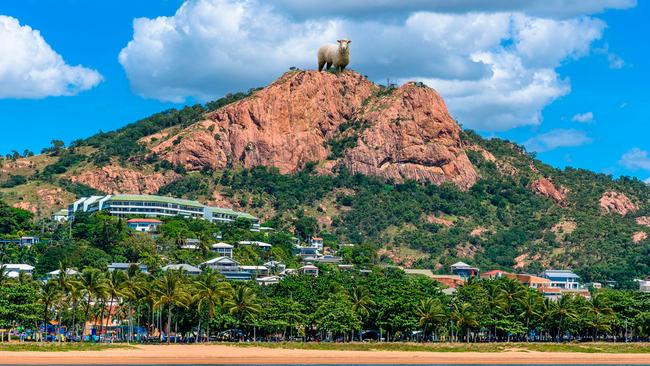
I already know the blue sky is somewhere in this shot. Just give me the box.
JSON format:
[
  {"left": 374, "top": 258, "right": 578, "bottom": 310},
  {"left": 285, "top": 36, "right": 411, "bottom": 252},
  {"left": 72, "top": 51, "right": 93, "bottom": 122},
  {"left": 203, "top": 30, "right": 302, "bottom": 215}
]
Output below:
[{"left": 0, "top": 0, "right": 648, "bottom": 182}]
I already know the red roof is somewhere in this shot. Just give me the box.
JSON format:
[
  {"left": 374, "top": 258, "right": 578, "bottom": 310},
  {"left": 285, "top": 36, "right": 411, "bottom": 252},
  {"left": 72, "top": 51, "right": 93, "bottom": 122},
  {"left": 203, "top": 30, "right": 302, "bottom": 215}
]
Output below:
[{"left": 127, "top": 218, "right": 162, "bottom": 223}]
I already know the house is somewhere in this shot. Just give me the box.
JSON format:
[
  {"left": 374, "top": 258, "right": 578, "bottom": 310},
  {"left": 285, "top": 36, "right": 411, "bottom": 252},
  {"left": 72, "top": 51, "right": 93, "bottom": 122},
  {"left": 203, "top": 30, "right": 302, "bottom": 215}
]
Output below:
[
  {"left": 256, "top": 275, "right": 281, "bottom": 286},
  {"left": 1, "top": 264, "right": 34, "bottom": 278},
  {"left": 508, "top": 273, "right": 551, "bottom": 289},
  {"left": 295, "top": 246, "right": 320, "bottom": 258},
  {"left": 338, "top": 264, "right": 354, "bottom": 271},
  {"left": 480, "top": 269, "right": 509, "bottom": 279},
  {"left": 211, "top": 242, "right": 234, "bottom": 258},
  {"left": 451, "top": 261, "right": 479, "bottom": 279},
  {"left": 301, "top": 255, "right": 342, "bottom": 264},
  {"left": 47, "top": 268, "right": 79, "bottom": 280},
  {"left": 52, "top": 209, "right": 68, "bottom": 222},
  {"left": 181, "top": 238, "right": 202, "bottom": 250},
  {"left": 299, "top": 263, "right": 319, "bottom": 276},
  {"left": 539, "top": 269, "right": 580, "bottom": 289},
  {"left": 238, "top": 241, "right": 272, "bottom": 250},
  {"left": 402, "top": 269, "right": 465, "bottom": 288},
  {"left": 240, "top": 265, "right": 270, "bottom": 277},
  {"left": 264, "top": 260, "right": 286, "bottom": 273},
  {"left": 162, "top": 264, "right": 202, "bottom": 276},
  {"left": 202, "top": 256, "right": 240, "bottom": 273},
  {"left": 539, "top": 286, "right": 562, "bottom": 301},
  {"left": 108, "top": 263, "right": 148, "bottom": 273},
  {"left": 201, "top": 256, "right": 252, "bottom": 281},
  {"left": 639, "top": 276, "right": 650, "bottom": 292},
  {"left": 309, "top": 237, "right": 324, "bottom": 250},
  {"left": 127, "top": 218, "right": 162, "bottom": 232}
]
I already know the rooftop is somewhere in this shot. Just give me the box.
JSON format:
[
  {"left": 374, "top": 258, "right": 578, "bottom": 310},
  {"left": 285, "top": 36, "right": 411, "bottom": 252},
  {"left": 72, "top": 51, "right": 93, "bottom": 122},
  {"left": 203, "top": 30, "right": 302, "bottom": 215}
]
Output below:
[
  {"left": 109, "top": 194, "right": 205, "bottom": 208},
  {"left": 127, "top": 218, "right": 162, "bottom": 223},
  {"left": 162, "top": 264, "right": 202, "bottom": 273}
]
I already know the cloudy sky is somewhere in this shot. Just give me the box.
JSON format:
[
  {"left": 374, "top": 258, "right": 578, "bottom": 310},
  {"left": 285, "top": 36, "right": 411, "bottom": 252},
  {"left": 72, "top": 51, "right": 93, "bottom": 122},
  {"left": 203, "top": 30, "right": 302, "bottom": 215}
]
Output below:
[{"left": 0, "top": 0, "right": 648, "bottom": 182}]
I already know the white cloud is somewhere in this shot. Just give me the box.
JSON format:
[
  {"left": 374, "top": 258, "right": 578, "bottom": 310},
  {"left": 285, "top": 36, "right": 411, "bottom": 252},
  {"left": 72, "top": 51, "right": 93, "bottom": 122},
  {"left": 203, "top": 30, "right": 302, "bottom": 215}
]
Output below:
[
  {"left": 572, "top": 112, "right": 594, "bottom": 123},
  {"left": 644, "top": 177, "right": 650, "bottom": 184},
  {"left": 619, "top": 148, "right": 650, "bottom": 170},
  {"left": 271, "top": 0, "right": 636, "bottom": 19},
  {"left": 119, "top": 0, "right": 611, "bottom": 131},
  {"left": 0, "top": 15, "right": 102, "bottom": 99},
  {"left": 524, "top": 129, "right": 592, "bottom": 152}
]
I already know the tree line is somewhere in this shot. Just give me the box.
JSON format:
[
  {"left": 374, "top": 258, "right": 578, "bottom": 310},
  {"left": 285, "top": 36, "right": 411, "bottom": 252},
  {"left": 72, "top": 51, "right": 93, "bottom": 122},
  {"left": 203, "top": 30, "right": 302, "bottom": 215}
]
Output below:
[{"left": 2, "top": 264, "right": 650, "bottom": 344}]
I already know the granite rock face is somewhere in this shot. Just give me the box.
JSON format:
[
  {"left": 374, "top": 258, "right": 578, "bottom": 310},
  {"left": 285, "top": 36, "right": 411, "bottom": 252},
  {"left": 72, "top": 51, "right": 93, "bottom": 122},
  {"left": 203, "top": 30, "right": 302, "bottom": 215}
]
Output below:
[{"left": 150, "top": 71, "right": 478, "bottom": 189}]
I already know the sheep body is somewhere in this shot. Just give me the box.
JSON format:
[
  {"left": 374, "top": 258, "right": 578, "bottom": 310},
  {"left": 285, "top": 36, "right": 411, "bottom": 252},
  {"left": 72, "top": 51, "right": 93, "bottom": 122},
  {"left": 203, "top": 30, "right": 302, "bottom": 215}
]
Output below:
[{"left": 318, "top": 40, "right": 351, "bottom": 72}]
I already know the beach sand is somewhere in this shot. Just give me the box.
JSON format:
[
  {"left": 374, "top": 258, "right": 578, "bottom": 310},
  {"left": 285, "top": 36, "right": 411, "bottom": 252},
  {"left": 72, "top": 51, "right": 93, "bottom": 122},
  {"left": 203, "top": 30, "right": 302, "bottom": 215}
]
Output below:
[{"left": 1, "top": 344, "right": 650, "bottom": 364}]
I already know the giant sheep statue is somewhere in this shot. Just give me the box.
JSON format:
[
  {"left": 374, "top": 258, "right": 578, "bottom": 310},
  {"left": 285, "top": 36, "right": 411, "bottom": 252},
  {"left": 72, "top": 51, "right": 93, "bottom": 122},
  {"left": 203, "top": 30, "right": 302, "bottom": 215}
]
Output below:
[{"left": 317, "top": 39, "right": 351, "bottom": 73}]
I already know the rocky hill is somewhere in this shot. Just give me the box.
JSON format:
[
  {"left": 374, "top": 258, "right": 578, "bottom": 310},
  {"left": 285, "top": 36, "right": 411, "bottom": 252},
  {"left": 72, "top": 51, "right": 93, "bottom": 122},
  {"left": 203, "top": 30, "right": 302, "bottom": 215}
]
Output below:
[{"left": 1, "top": 70, "right": 649, "bottom": 284}]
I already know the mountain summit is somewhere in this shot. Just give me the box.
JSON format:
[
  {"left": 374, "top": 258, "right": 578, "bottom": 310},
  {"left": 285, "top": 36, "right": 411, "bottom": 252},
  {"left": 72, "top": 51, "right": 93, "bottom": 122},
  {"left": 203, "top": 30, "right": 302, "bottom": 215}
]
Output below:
[{"left": 145, "top": 70, "right": 478, "bottom": 189}]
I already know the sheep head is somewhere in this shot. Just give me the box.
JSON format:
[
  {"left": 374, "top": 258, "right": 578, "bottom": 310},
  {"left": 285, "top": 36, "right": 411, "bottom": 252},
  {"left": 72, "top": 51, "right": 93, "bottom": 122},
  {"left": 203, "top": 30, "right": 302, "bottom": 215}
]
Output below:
[{"left": 337, "top": 39, "right": 351, "bottom": 53}]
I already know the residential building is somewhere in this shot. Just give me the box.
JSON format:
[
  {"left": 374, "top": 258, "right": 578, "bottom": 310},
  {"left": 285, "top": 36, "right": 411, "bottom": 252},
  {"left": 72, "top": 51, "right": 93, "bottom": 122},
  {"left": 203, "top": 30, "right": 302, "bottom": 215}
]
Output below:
[
  {"left": 480, "top": 269, "right": 509, "bottom": 279},
  {"left": 295, "top": 246, "right": 320, "bottom": 258},
  {"left": 402, "top": 269, "right": 465, "bottom": 289},
  {"left": 162, "top": 264, "right": 202, "bottom": 276},
  {"left": 211, "top": 242, "right": 234, "bottom": 258},
  {"left": 108, "top": 263, "right": 148, "bottom": 273},
  {"left": 309, "top": 237, "right": 324, "bottom": 250},
  {"left": 201, "top": 256, "right": 251, "bottom": 281},
  {"left": 68, "top": 194, "right": 260, "bottom": 230},
  {"left": 256, "top": 275, "right": 281, "bottom": 286},
  {"left": 127, "top": 218, "right": 162, "bottom": 232},
  {"left": 238, "top": 241, "right": 272, "bottom": 250},
  {"left": 539, "top": 269, "right": 580, "bottom": 289},
  {"left": 52, "top": 209, "right": 68, "bottom": 222},
  {"left": 181, "top": 238, "right": 201, "bottom": 250},
  {"left": 539, "top": 286, "right": 562, "bottom": 301},
  {"left": 301, "top": 255, "right": 342, "bottom": 264},
  {"left": 47, "top": 268, "right": 79, "bottom": 280},
  {"left": 299, "top": 263, "right": 319, "bottom": 276},
  {"left": 451, "top": 261, "right": 479, "bottom": 279},
  {"left": 240, "top": 265, "right": 270, "bottom": 278},
  {"left": 338, "top": 264, "right": 354, "bottom": 271},
  {"left": 1, "top": 264, "right": 34, "bottom": 278},
  {"left": 264, "top": 260, "right": 286, "bottom": 273},
  {"left": 639, "top": 276, "right": 650, "bottom": 292},
  {"left": 508, "top": 274, "right": 551, "bottom": 289}
]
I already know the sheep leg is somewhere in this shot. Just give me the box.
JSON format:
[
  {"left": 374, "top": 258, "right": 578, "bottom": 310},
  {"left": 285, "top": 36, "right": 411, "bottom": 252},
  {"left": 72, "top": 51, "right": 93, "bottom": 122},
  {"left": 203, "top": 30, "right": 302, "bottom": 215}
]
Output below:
[
  {"left": 326, "top": 62, "right": 332, "bottom": 71},
  {"left": 318, "top": 60, "right": 326, "bottom": 72}
]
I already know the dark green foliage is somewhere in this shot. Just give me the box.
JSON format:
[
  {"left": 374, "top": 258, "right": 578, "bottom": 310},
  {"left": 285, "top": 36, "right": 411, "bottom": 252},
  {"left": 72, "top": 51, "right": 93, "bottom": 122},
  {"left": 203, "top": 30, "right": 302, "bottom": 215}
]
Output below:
[
  {"left": 39, "top": 151, "right": 85, "bottom": 180},
  {"left": 0, "top": 175, "right": 27, "bottom": 188},
  {"left": 57, "top": 179, "right": 105, "bottom": 197},
  {"left": 0, "top": 201, "right": 33, "bottom": 235},
  {"left": 158, "top": 174, "right": 211, "bottom": 199}
]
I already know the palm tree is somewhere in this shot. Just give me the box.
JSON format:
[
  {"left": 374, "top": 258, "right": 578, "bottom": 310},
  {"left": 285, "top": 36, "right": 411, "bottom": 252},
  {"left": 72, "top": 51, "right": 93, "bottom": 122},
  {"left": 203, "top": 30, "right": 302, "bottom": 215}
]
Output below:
[
  {"left": 588, "top": 292, "right": 614, "bottom": 340},
  {"left": 225, "top": 284, "right": 261, "bottom": 338},
  {"left": 78, "top": 268, "right": 108, "bottom": 342},
  {"left": 415, "top": 298, "right": 446, "bottom": 341},
  {"left": 103, "top": 270, "right": 129, "bottom": 338},
  {"left": 349, "top": 285, "right": 375, "bottom": 320},
  {"left": 547, "top": 295, "right": 579, "bottom": 341},
  {"left": 517, "top": 291, "right": 542, "bottom": 341},
  {"left": 38, "top": 281, "right": 62, "bottom": 341},
  {"left": 122, "top": 264, "right": 146, "bottom": 343},
  {"left": 151, "top": 270, "right": 191, "bottom": 344},
  {"left": 193, "top": 272, "right": 232, "bottom": 342},
  {"left": 452, "top": 302, "right": 479, "bottom": 342}
]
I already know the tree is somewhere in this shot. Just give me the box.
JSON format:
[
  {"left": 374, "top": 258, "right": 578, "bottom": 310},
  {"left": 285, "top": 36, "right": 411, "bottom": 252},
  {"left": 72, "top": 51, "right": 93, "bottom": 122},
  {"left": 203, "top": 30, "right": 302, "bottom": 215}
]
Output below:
[
  {"left": 38, "top": 281, "right": 62, "bottom": 340},
  {"left": 151, "top": 270, "right": 191, "bottom": 344},
  {"left": 193, "top": 272, "right": 232, "bottom": 342},
  {"left": 78, "top": 268, "right": 108, "bottom": 342},
  {"left": 225, "top": 284, "right": 261, "bottom": 335},
  {"left": 314, "top": 293, "right": 361, "bottom": 341},
  {"left": 452, "top": 302, "right": 479, "bottom": 342},
  {"left": 415, "top": 298, "right": 446, "bottom": 340}
]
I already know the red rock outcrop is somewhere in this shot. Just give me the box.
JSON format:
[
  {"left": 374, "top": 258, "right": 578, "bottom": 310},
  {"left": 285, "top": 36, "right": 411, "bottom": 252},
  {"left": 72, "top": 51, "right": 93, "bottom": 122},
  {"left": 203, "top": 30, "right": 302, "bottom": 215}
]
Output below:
[
  {"left": 635, "top": 216, "right": 650, "bottom": 228},
  {"left": 531, "top": 177, "right": 567, "bottom": 205},
  {"left": 12, "top": 201, "right": 37, "bottom": 213},
  {"left": 633, "top": 231, "right": 648, "bottom": 243},
  {"left": 599, "top": 191, "right": 638, "bottom": 216},
  {"left": 151, "top": 71, "right": 478, "bottom": 189},
  {"left": 69, "top": 164, "right": 180, "bottom": 194}
]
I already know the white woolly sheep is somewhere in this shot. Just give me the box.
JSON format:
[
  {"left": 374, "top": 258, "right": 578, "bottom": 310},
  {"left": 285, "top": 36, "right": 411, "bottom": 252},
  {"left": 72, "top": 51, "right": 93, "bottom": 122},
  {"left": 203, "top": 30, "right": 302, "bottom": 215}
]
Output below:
[{"left": 317, "top": 39, "right": 351, "bottom": 73}]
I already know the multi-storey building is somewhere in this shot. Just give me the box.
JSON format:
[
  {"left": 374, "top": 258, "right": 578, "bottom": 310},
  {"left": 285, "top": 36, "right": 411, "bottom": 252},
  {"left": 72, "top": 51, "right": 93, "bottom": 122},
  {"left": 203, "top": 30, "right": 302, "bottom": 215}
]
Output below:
[{"left": 69, "top": 194, "right": 259, "bottom": 230}]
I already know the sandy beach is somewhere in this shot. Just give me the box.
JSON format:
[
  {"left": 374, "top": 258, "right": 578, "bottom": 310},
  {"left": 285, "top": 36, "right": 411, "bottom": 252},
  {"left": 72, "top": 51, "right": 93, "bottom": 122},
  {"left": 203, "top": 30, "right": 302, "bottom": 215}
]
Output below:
[{"left": 2, "top": 344, "right": 650, "bottom": 364}]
